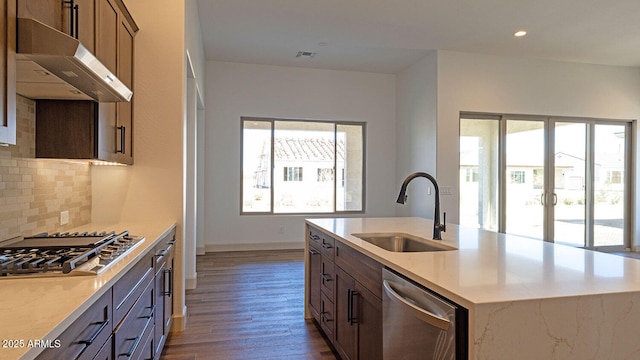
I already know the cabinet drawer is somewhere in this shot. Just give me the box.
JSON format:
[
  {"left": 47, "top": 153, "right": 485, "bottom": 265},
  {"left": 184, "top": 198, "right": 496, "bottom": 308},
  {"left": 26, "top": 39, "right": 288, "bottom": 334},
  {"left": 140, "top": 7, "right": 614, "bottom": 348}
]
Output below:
[
  {"left": 37, "top": 289, "right": 112, "bottom": 360},
  {"left": 320, "top": 236, "right": 335, "bottom": 259},
  {"left": 133, "top": 319, "right": 154, "bottom": 360},
  {"left": 308, "top": 227, "right": 323, "bottom": 251},
  {"left": 335, "top": 241, "right": 382, "bottom": 298},
  {"left": 320, "top": 257, "right": 335, "bottom": 298},
  {"left": 92, "top": 335, "right": 112, "bottom": 360},
  {"left": 309, "top": 227, "right": 335, "bottom": 259},
  {"left": 113, "top": 250, "right": 154, "bottom": 325},
  {"left": 320, "top": 292, "right": 335, "bottom": 341},
  {"left": 154, "top": 229, "right": 176, "bottom": 274},
  {"left": 114, "top": 278, "right": 154, "bottom": 359}
]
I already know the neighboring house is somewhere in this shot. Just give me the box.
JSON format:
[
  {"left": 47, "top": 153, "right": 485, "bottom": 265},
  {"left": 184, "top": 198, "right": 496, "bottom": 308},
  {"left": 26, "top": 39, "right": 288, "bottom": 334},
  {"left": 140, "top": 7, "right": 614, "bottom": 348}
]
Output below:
[{"left": 252, "top": 136, "right": 347, "bottom": 211}]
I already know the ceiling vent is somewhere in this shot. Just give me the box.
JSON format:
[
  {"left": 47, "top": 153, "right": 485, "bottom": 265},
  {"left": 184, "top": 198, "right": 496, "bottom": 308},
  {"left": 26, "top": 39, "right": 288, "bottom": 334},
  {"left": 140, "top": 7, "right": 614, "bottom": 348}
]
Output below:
[{"left": 296, "top": 51, "right": 316, "bottom": 59}]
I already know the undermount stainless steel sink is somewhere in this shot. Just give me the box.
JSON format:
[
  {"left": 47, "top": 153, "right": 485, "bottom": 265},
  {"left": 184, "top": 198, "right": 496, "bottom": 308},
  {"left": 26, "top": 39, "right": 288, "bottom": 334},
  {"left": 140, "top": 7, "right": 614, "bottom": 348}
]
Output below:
[{"left": 351, "top": 233, "right": 457, "bottom": 252}]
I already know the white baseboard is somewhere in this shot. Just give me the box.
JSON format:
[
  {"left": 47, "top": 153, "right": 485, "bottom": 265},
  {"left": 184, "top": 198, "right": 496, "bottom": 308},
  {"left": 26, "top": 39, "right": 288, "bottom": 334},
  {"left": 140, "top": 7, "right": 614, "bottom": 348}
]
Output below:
[
  {"left": 186, "top": 276, "right": 197, "bottom": 290},
  {"left": 204, "top": 241, "right": 304, "bottom": 252},
  {"left": 170, "top": 305, "right": 187, "bottom": 333},
  {"left": 196, "top": 246, "right": 206, "bottom": 255}
]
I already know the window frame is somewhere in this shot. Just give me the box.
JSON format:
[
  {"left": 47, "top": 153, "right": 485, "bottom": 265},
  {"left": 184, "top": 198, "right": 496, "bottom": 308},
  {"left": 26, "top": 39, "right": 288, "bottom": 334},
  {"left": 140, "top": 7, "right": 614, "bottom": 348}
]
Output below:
[{"left": 240, "top": 117, "right": 366, "bottom": 215}]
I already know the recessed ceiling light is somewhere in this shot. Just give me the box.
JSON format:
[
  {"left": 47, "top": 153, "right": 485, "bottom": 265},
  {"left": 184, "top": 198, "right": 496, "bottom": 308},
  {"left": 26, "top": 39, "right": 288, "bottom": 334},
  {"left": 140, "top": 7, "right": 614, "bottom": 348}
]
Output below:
[{"left": 514, "top": 30, "right": 527, "bottom": 37}]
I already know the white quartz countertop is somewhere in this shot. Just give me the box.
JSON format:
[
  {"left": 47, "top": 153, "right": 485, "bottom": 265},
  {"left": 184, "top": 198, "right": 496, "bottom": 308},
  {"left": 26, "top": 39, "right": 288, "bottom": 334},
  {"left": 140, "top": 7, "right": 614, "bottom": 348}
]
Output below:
[
  {"left": 306, "top": 217, "right": 640, "bottom": 308},
  {"left": 0, "top": 221, "right": 176, "bottom": 360}
]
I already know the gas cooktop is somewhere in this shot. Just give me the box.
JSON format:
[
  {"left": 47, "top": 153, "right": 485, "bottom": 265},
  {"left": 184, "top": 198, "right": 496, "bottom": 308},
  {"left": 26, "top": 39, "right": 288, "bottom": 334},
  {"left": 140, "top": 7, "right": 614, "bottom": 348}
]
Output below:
[{"left": 0, "top": 231, "right": 144, "bottom": 278}]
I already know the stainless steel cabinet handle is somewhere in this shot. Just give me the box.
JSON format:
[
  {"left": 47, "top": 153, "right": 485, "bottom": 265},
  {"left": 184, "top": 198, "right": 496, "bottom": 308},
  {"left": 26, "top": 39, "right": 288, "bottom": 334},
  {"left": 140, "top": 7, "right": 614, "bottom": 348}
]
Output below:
[
  {"left": 320, "top": 311, "right": 332, "bottom": 323},
  {"left": 383, "top": 280, "right": 450, "bottom": 331},
  {"left": 117, "top": 126, "right": 126, "bottom": 154},
  {"left": 78, "top": 319, "right": 109, "bottom": 345},
  {"left": 120, "top": 336, "right": 142, "bottom": 358},
  {"left": 308, "top": 248, "right": 320, "bottom": 255},
  {"left": 64, "top": 0, "right": 77, "bottom": 38},
  {"left": 139, "top": 305, "right": 154, "bottom": 319},
  {"left": 347, "top": 289, "right": 358, "bottom": 325},
  {"left": 73, "top": 4, "right": 79, "bottom": 38},
  {"left": 163, "top": 268, "right": 174, "bottom": 296}
]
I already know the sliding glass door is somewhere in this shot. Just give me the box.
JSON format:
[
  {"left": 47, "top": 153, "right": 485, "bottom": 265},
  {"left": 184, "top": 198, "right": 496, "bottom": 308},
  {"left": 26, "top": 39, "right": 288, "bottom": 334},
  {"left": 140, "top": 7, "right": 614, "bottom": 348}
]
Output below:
[
  {"left": 552, "top": 122, "right": 586, "bottom": 246},
  {"left": 505, "top": 118, "right": 545, "bottom": 240},
  {"left": 460, "top": 114, "right": 630, "bottom": 250},
  {"left": 592, "top": 124, "right": 627, "bottom": 247}
]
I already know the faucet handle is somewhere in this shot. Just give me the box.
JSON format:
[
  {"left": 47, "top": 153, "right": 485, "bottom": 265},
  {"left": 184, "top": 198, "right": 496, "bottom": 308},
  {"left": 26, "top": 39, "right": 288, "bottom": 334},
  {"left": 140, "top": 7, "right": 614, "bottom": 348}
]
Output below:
[
  {"left": 442, "top": 212, "right": 446, "bottom": 232},
  {"left": 437, "top": 212, "right": 447, "bottom": 232}
]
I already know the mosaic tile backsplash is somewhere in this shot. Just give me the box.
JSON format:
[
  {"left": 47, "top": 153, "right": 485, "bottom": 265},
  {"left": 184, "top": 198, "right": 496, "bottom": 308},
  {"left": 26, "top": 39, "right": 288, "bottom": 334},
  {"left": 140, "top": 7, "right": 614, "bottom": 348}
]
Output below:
[{"left": 0, "top": 95, "right": 91, "bottom": 240}]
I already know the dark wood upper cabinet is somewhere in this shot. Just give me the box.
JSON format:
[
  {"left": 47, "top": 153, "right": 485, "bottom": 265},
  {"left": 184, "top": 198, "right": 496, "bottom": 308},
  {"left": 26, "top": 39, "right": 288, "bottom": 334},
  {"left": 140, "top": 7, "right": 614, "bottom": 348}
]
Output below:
[
  {"left": 17, "top": 0, "right": 62, "bottom": 30},
  {"left": 74, "top": 0, "right": 96, "bottom": 53},
  {"left": 36, "top": 100, "right": 98, "bottom": 159},
  {"left": 31, "top": 0, "right": 138, "bottom": 164},
  {"left": 17, "top": 0, "right": 94, "bottom": 51},
  {"left": 95, "top": 0, "right": 118, "bottom": 74},
  {"left": 0, "top": 0, "right": 16, "bottom": 145}
]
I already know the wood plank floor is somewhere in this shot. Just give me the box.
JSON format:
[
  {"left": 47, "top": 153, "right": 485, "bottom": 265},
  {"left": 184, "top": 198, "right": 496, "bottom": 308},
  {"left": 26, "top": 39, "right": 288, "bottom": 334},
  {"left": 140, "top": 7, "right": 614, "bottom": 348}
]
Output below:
[{"left": 160, "top": 250, "right": 338, "bottom": 360}]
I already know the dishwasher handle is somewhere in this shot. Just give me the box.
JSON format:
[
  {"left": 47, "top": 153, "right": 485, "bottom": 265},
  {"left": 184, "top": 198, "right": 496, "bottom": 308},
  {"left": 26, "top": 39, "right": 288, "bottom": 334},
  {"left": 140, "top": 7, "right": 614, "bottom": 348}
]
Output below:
[{"left": 383, "top": 280, "right": 451, "bottom": 331}]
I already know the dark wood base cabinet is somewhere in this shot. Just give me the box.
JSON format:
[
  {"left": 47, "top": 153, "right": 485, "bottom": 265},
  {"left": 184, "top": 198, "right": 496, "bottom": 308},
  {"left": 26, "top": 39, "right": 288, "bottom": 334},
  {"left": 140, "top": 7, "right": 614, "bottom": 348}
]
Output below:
[
  {"left": 153, "top": 230, "right": 176, "bottom": 359},
  {"left": 36, "top": 226, "right": 176, "bottom": 360},
  {"left": 36, "top": 289, "right": 113, "bottom": 360},
  {"left": 307, "top": 225, "right": 383, "bottom": 360}
]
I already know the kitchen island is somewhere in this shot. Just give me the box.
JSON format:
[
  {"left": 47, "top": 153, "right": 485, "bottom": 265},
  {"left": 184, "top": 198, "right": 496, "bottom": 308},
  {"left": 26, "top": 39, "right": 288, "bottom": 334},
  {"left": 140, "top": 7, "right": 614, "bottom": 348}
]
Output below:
[
  {"left": 0, "top": 221, "right": 176, "bottom": 360},
  {"left": 305, "top": 217, "right": 640, "bottom": 359}
]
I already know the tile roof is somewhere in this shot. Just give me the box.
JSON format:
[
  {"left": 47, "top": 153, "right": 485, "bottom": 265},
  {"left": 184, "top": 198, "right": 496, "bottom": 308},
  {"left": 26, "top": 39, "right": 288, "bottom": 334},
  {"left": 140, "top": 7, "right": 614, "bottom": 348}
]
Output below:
[{"left": 273, "top": 137, "right": 345, "bottom": 161}]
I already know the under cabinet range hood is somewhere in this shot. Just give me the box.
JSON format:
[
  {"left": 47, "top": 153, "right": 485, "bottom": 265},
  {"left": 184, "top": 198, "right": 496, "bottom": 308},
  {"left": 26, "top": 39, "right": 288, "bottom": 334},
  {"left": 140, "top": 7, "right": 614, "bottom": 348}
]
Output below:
[{"left": 16, "top": 18, "right": 132, "bottom": 102}]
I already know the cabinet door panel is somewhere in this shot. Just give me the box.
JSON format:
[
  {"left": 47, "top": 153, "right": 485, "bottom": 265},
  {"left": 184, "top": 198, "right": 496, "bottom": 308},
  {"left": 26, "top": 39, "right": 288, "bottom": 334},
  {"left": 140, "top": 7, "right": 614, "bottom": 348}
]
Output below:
[
  {"left": 17, "top": 0, "right": 62, "bottom": 30},
  {"left": 320, "top": 257, "right": 335, "bottom": 298},
  {"left": 113, "top": 16, "right": 134, "bottom": 164},
  {"left": 163, "top": 255, "right": 174, "bottom": 339},
  {"left": 320, "top": 292, "right": 335, "bottom": 341},
  {"left": 356, "top": 282, "right": 382, "bottom": 360},
  {"left": 0, "top": 0, "right": 16, "bottom": 145},
  {"left": 97, "top": 102, "right": 117, "bottom": 162},
  {"left": 74, "top": 0, "right": 96, "bottom": 52},
  {"left": 335, "top": 267, "right": 357, "bottom": 360},
  {"left": 308, "top": 247, "right": 322, "bottom": 321},
  {"left": 96, "top": 0, "right": 117, "bottom": 73}
]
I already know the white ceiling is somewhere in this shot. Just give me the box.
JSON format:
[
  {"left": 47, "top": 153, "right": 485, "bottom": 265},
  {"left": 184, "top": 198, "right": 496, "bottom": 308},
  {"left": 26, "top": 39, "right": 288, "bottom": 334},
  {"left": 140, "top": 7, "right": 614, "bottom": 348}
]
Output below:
[{"left": 197, "top": 0, "right": 640, "bottom": 74}]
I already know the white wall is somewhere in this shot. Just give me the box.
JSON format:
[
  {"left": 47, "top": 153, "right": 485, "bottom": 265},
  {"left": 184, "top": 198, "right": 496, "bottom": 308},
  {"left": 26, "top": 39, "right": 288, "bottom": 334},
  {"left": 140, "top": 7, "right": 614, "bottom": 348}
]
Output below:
[
  {"left": 205, "top": 61, "right": 397, "bottom": 250},
  {"left": 183, "top": 0, "right": 206, "bottom": 289},
  {"left": 396, "top": 50, "right": 640, "bottom": 244},
  {"left": 185, "top": 0, "right": 205, "bottom": 100},
  {"left": 395, "top": 51, "right": 439, "bottom": 218}
]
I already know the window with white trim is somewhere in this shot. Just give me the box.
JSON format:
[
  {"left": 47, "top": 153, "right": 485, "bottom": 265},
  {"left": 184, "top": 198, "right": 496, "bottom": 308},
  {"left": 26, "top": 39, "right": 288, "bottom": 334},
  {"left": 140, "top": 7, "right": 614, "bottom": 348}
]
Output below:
[{"left": 242, "top": 118, "right": 365, "bottom": 214}]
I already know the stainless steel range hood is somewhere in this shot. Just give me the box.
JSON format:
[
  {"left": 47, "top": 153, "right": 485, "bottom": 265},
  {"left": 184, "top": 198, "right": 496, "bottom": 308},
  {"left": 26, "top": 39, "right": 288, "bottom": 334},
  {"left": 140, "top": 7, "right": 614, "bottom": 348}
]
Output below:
[{"left": 16, "top": 18, "right": 132, "bottom": 102}]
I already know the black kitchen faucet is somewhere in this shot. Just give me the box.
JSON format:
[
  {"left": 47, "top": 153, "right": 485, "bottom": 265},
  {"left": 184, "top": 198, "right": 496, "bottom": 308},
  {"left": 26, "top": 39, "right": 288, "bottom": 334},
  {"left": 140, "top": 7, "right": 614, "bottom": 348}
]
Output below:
[{"left": 396, "top": 172, "right": 446, "bottom": 240}]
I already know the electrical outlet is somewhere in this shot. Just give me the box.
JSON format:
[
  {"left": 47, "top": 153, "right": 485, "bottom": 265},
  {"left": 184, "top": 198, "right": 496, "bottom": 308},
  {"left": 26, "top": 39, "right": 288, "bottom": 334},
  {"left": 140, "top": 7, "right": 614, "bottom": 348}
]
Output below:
[{"left": 60, "top": 210, "right": 69, "bottom": 225}]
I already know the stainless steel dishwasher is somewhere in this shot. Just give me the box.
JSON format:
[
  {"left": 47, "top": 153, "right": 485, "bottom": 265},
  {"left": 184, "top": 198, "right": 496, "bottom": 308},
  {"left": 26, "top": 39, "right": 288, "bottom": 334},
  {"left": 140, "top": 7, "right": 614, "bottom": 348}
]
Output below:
[{"left": 382, "top": 269, "right": 468, "bottom": 360}]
